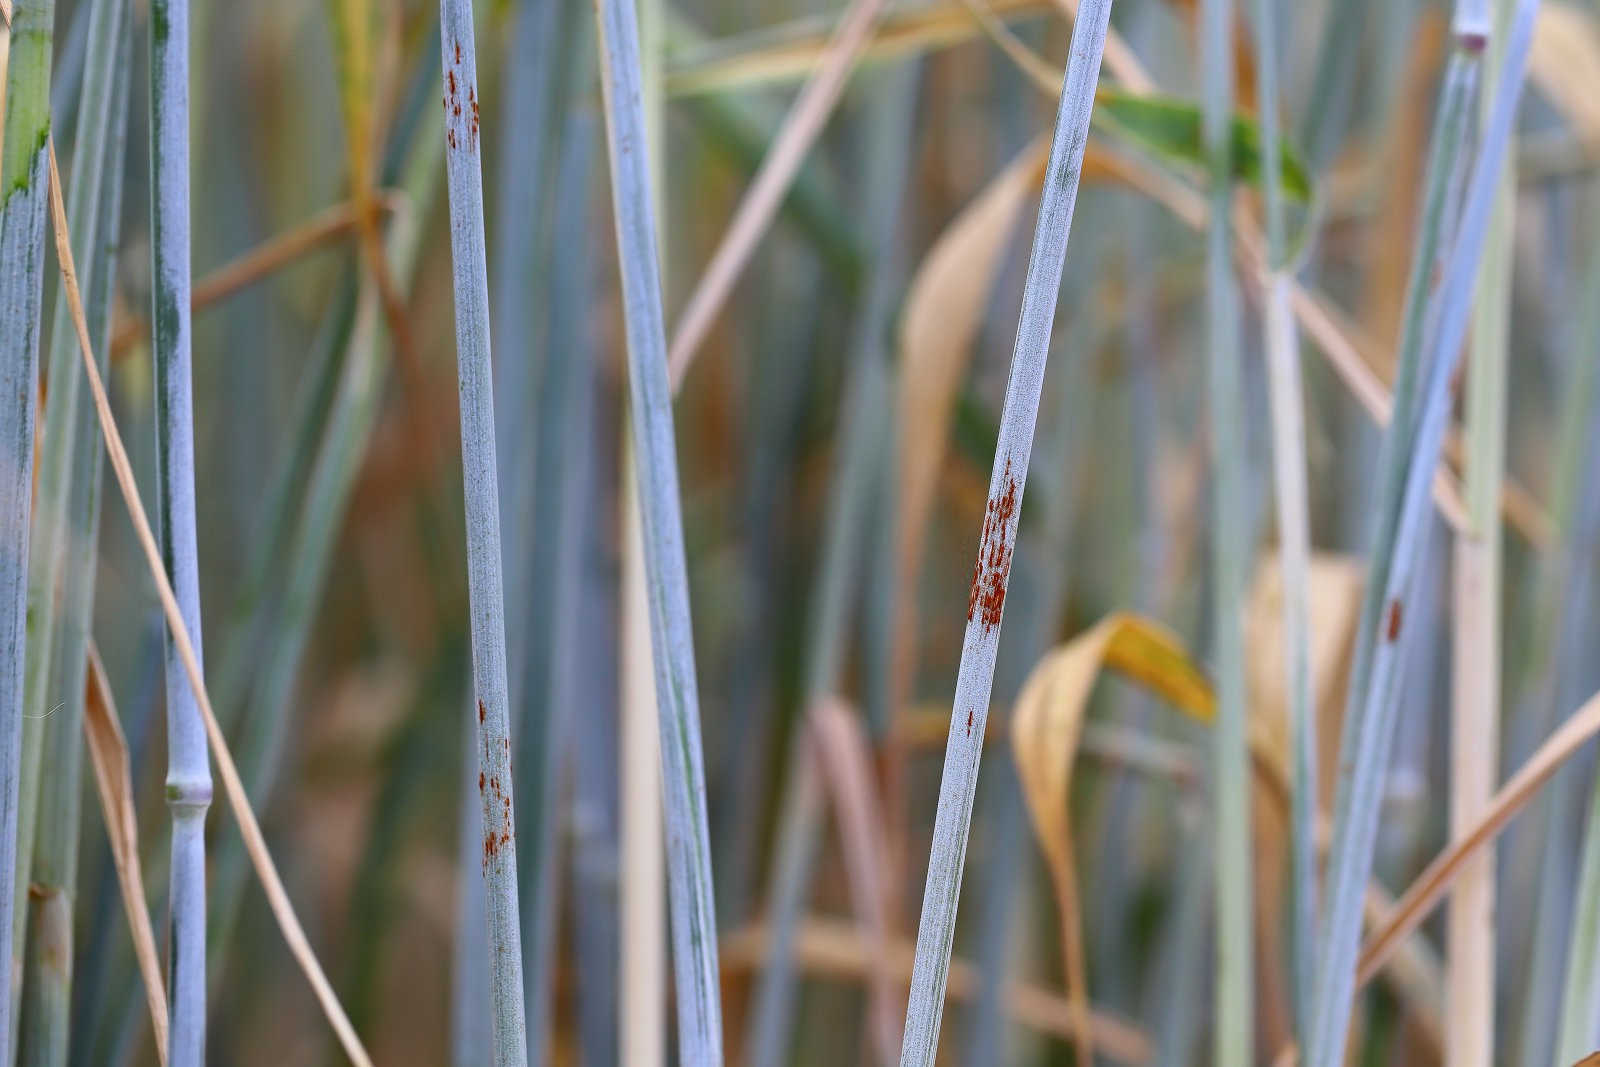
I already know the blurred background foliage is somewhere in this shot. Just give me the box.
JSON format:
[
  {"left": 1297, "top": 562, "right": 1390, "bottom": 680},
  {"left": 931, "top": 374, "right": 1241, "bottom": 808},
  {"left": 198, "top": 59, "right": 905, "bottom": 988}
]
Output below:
[{"left": 9, "top": 0, "right": 1600, "bottom": 1061}]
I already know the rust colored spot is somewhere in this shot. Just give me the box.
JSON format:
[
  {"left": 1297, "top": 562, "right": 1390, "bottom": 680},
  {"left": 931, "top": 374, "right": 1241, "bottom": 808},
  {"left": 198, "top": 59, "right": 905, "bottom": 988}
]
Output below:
[
  {"left": 478, "top": 771, "right": 485, "bottom": 792},
  {"left": 447, "top": 70, "right": 456, "bottom": 97},
  {"left": 454, "top": 41, "right": 462, "bottom": 64},
  {"left": 966, "top": 709, "right": 973, "bottom": 737},
  {"left": 1386, "top": 599, "right": 1403, "bottom": 642},
  {"left": 478, "top": 700, "right": 485, "bottom": 723},
  {"left": 966, "top": 460, "right": 1019, "bottom": 633}
]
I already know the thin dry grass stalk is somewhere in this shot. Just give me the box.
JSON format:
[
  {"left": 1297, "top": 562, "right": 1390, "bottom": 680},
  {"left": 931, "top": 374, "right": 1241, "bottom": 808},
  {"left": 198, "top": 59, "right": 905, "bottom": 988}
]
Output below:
[
  {"left": 665, "top": 0, "right": 886, "bottom": 385},
  {"left": 46, "top": 139, "right": 375, "bottom": 1067},
  {"left": 83, "top": 646, "right": 169, "bottom": 1066},
  {"left": 1356, "top": 688, "right": 1600, "bottom": 987},
  {"left": 109, "top": 194, "right": 402, "bottom": 355}
]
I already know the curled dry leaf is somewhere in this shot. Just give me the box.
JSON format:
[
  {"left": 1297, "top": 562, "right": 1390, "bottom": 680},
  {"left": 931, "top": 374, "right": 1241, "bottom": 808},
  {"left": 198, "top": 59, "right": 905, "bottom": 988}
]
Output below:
[
  {"left": 83, "top": 646, "right": 169, "bottom": 1067},
  {"left": 1530, "top": 3, "right": 1600, "bottom": 147},
  {"left": 1009, "top": 612, "right": 1214, "bottom": 1067},
  {"left": 1007, "top": 571, "right": 1367, "bottom": 1061}
]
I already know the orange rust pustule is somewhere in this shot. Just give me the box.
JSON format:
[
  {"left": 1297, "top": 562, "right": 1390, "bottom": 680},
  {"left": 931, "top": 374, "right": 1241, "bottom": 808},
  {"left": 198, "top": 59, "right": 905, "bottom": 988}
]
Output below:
[
  {"left": 477, "top": 699, "right": 485, "bottom": 724},
  {"left": 1386, "top": 599, "right": 1403, "bottom": 642},
  {"left": 966, "top": 460, "right": 1019, "bottom": 634}
]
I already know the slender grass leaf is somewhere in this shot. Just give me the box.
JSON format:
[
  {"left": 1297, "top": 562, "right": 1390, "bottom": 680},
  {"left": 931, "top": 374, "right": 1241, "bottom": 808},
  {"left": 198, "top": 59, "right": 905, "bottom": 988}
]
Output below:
[
  {"left": 0, "top": 0, "right": 58, "bottom": 1056},
  {"left": 898, "top": 1, "right": 1113, "bottom": 1059},
  {"left": 593, "top": 0, "right": 725, "bottom": 1057},
  {"left": 436, "top": 0, "right": 532, "bottom": 1062},
  {"left": 1308, "top": 5, "right": 1541, "bottom": 1064}
]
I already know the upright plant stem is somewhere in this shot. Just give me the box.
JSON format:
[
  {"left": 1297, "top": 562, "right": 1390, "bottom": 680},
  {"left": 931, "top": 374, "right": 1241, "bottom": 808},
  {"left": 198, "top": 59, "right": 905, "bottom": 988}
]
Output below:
[
  {"left": 618, "top": 469, "right": 666, "bottom": 1067},
  {"left": 0, "top": 2, "right": 57, "bottom": 1056},
  {"left": 1307, "top": 5, "right": 1538, "bottom": 1064},
  {"left": 452, "top": 717, "right": 491, "bottom": 1067},
  {"left": 1450, "top": 1, "right": 1511, "bottom": 1063},
  {"left": 13, "top": 0, "right": 121, "bottom": 1012},
  {"left": 19, "top": 3, "right": 131, "bottom": 1062},
  {"left": 488, "top": 0, "right": 594, "bottom": 1053},
  {"left": 1251, "top": 0, "right": 1315, "bottom": 1047},
  {"left": 149, "top": 0, "right": 213, "bottom": 1062},
  {"left": 565, "top": 217, "right": 621, "bottom": 1067},
  {"left": 1313, "top": 2, "right": 1481, "bottom": 1040},
  {"left": 1546, "top": 227, "right": 1600, "bottom": 1067},
  {"left": 1201, "top": 0, "right": 1251, "bottom": 1058},
  {"left": 897, "top": 3, "right": 1112, "bottom": 1061},
  {"left": 620, "top": 0, "right": 667, "bottom": 1060},
  {"left": 437, "top": 1, "right": 530, "bottom": 1063},
  {"left": 516, "top": 92, "right": 597, "bottom": 1064},
  {"left": 593, "top": 0, "right": 725, "bottom": 1056}
]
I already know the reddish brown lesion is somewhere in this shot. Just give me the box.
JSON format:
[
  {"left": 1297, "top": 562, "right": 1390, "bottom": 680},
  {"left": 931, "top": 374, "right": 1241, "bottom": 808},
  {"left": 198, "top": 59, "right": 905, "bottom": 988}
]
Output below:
[
  {"left": 477, "top": 699, "right": 485, "bottom": 724},
  {"left": 1386, "top": 599, "right": 1403, "bottom": 642},
  {"left": 965, "top": 459, "right": 1019, "bottom": 634},
  {"left": 444, "top": 42, "right": 475, "bottom": 153},
  {"left": 481, "top": 766, "right": 516, "bottom": 871}
]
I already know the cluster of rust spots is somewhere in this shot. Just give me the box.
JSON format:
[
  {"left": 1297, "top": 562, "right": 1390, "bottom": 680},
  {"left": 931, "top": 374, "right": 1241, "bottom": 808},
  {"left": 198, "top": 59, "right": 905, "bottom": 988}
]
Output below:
[
  {"left": 966, "top": 459, "right": 1019, "bottom": 635},
  {"left": 479, "top": 768, "right": 514, "bottom": 869},
  {"left": 475, "top": 698, "right": 515, "bottom": 870},
  {"left": 442, "top": 41, "right": 478, "bottom": 153}
]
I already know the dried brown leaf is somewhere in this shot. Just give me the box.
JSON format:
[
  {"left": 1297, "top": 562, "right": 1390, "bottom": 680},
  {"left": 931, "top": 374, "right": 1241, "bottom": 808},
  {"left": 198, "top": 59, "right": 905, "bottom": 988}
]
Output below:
[
  {"left": 83, "top": 646, "right": 169, "bottom": 1066},
  {"left": 1010, "top": 613, "right": 1214, "bottom": 1067}
]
